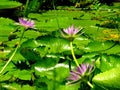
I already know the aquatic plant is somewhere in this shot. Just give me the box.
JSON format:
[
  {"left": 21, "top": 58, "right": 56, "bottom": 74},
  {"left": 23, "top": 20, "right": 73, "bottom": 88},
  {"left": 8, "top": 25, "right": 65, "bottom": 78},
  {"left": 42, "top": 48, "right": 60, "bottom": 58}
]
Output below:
[{"left": 67, "top": 63, "right": 94, "bottom": 88}]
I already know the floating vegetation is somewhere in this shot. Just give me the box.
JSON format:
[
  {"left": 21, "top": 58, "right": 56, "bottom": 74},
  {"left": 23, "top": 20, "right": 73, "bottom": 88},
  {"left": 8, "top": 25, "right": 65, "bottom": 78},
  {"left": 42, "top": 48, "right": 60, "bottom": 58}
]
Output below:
[{"left": 0, "top": 0, "right": 120, "bottom": 90}]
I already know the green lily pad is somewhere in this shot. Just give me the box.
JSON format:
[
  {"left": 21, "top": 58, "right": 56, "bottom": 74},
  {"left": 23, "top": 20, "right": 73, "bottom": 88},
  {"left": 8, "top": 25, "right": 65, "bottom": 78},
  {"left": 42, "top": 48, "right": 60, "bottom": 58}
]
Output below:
[
  {"left": 93, "top": 67, "right": 120, "bottom": 89},
  {"left": 0, "top": 1, "right": 22, "bottom": 9}
]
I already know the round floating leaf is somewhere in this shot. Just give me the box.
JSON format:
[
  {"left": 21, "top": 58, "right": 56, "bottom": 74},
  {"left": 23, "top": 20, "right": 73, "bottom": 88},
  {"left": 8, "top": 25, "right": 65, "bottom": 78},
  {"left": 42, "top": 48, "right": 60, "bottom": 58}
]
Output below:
[
  {"left": 21, "top": 85, "right": 35, "bottom": 90},
  {"left": 24, "top": 30, "right": 40, "bottom": 39},
  {"left": 73, "top": 36, "right": 91, "bottom": 50},
  {"left": 34, "top": 55, "right": 59, "bottom": 68},
  {"left": 2, "top": 84, "right": 18, "bottom": 90},
  {"left": 95, "top": 54, "right": 120, "bottom": 72},
  {"left": 93, "top": 67, "right": 120, "bottom": 89},
  {"left": 77, "top": 52, "right": 98, "bottom": 64},
  {"left": 14, "top": 70, "right": 31, "bottom": 80},
  {"left": 20, "top": 47, "right": 41, "bottom": 61},
  {"left": 0, "top": 17, "right": 16, "bottom": 41},
  {"left": 35, "top": 63, "right": 69, "bottom": 81},
  {"left": 0, "top": 1, "right": 22, "bottom": 9},
  {"left": 36, "top": 36, "right": 70, "bottom": 54},
  {"left": 21, "top": 39, "right": 39, "bottom": 48},
  {"left": 85, "top": 40, "right": 117, "bottom": 54},
  {"left": 105, "top": 44, "right": 120, "bottom": 54},
  {"left": 98, "top": 54, "right": 113, "bottom": 72},
  {"left": 57, "top": 84, "right": 80, "bottom": 90}
]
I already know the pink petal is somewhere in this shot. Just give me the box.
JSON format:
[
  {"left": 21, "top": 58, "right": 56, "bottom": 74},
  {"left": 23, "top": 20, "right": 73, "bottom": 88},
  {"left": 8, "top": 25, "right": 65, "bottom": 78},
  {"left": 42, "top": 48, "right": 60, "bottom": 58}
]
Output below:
[
  {"left": 68, "top": 71, "right": 80, "bottom": 81},
  {"left": 81, "top": 64, "right": 87, "bottom": 74},
  {"left": 77, "top": 66, "right": 83, "bottom": 74},
  {"left": 68, "top": 26, "right": 72, "bottom": 35},
  {"left": 70, "top": 25, "right": 75, "bottom": 35},
  {"left": 73, "top": 28, "right": 79, "bottom": 35},
  {"left": 63, "top": 29, "right": 69, "bottom": 34},
  {"left": 18, "top": 18, "right": 35, "bottom": 28}
]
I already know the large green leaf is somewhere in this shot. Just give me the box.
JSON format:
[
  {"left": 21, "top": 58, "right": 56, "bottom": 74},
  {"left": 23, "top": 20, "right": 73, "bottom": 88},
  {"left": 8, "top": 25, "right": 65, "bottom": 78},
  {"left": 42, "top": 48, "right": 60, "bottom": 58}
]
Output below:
[
  {"left": 35, "top": 63, "right": 71, "bottom": 90},
  {"left": 57, "top": 84, "right": 80, "bottom": 90},
  {"left": 73, "top": 36, "right": 91, "bottom": 50},
  {"left": 93, "top": 67, "right": 120, "bottom": 89},
  {"left": 1, "top": 84, "right": 20, "bottom": 90},
  {"left": 0, "top": 61, "right": 14, "bottom": 71},
  {"left": 24, "top": 30, "right": 40, "bottom": 39},
  {"left": 0, "top": 64, "right": 31, "bottom": 81},
  {"left": 96, "top": 54, "right": 113, "bottom": 72},
  {"left": 0, "top": 1, "right": 22, "bottom": 9},
  {"left": 77, "top": 52, "right": 98, "bottom": 64},
  {"left": 34, "top": 17, "right": 71, "bottom": 31},
  {"left": 20, "top": 47, "right": 41, "bottom": 61},
  {"left": 1, "top": 83, "right": 35, "bottom": 90},
  {"left": 14, "top": 70, "right": 31, "bottom": 80},
  {"left": 20, "top": 36, "right": 70, "bottom": 63},
  {"left": 35, "top": 63, "right": 69, "bottom": 81},
  {"left": 34, "top": 55, "right": 59, "bottom": 68},
  {"left": 95, "top": 54, "right": 120, "bottom": 72},
  {"left": 105, "top": 43, "right": 120, "bottom": 54},
  {"left": 21, "top": 85, "right": 36, "bottom": 90},
  {"left": 84, "top": 40, "right": 118, "bottom": 54},
  {"left": 21, "top": 36, "right": 70, "bottom": 54},
  {"left": 36, "top": 36, "right": 70, "bottom": 54},
  {"left": 0, "top": 17, "right": 16, "bottom": 41},
  {"left": 0, "top": 62, "right": 15, "bottom": 81},
  {"left": 21, "top": 39, "right": 39, "bottom": 48}
]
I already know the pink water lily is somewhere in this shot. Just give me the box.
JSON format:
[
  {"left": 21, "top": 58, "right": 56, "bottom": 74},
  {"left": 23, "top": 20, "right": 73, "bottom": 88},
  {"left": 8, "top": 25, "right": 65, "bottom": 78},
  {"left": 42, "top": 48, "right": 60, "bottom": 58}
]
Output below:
[
  {"left": 67, "top": 63, "right": 94, "bottom": 84},
  {"left": 61, "top": 25, "right": 83, "bottom": 41},
  {"left": 18, "top": 18, "right": 35, "bottom": 29},
  {"left": 63, "top": 25, "right": 79, "bottom": 36}
]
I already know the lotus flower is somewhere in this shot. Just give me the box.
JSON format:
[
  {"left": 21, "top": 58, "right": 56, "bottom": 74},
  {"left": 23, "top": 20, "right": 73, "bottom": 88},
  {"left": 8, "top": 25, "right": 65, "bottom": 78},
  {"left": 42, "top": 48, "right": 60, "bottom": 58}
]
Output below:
[
  {"left": 18, "top": 18, "right": 35, "bottom": 29},
  {"left": 67, "top": 63, "right": 94, "bottom": 84},
  {"left": 61, "top": 25, "right": 83, "bottom": 41}
]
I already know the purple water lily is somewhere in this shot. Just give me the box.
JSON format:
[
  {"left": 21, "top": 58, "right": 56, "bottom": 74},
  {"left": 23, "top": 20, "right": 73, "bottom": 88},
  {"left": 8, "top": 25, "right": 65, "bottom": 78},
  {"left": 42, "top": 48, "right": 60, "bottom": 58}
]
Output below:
[
  {"left": 18, "top": 18, "right": 35, "bottom": 29},
  {"left": 61, "top": 25, "right": 83, "bottom": 41},
  {"left": 67, "top": 63, "right": 94, "bottom": 84},
  {"left": 63, "top": 25, "right": 79, "bottom": 36}
]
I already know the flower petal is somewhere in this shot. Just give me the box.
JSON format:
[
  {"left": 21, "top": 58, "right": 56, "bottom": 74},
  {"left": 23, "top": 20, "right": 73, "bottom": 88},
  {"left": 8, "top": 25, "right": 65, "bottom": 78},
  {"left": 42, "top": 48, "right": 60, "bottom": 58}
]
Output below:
[
  {"left": 18, "top": 18, "right": 35, "bottom": 28},
  {"left": 67, "top": 71, "right": 80, "bottom": 81},
  {"left": 77, "top": 66, "right": 83, "bottom": 74},
  {"left": 81, "top": 64, "right": 87, "bottom": 74}
]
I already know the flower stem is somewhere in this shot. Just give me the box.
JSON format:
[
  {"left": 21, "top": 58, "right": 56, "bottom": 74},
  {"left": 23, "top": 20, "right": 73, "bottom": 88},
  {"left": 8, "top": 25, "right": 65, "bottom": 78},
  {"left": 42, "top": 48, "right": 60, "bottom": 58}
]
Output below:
[
  {"left": 0, "top": 28, "right": 25, "bottom": 74},
  {"left": 0, "top": 45, "right": 19, "bottom": 74},
  {"left": 87, "top": 81, "right": 94, "bottom": 88},
  {"left": 70, "top": 41, "right": 79, "bottom": 67}
]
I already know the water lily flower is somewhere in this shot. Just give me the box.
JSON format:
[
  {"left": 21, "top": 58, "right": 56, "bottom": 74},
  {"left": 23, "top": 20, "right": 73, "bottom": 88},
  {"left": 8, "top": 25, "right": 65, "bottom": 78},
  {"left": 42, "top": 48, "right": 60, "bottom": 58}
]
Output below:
[
  {"left": 67, "top": 63, "right": 94, "bottom": 84},
  {"left": 18, "top": 18, "right": 35, "bottom": 29},
  {"left": 61, "top": 25, "right": 83, "bottom": 41}
]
